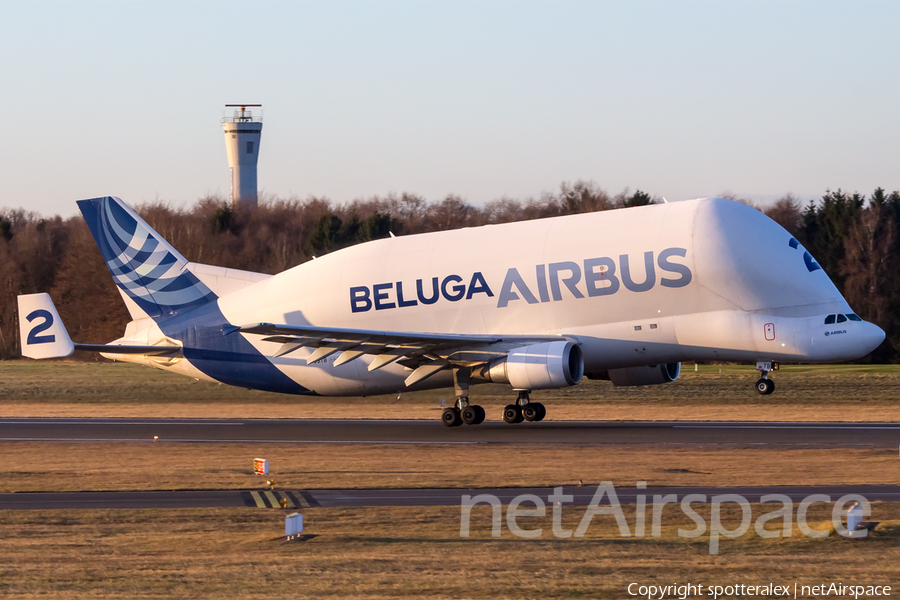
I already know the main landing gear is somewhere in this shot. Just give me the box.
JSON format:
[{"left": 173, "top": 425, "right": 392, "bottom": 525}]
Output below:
[
  {"left": 442, "top": 367, "right": 486, "bottom": 427},
  {"left": 755, "top": 361, "right": 776, "bottom": 395},
  {"left": 503, "top": 390, "right": 546, "bottom": 424},
  {"left": 442, "top": 396, "right": 486, "bottom": 427},
  {"left": 439, "top": 368, "right": 548, "bottom": 427}
]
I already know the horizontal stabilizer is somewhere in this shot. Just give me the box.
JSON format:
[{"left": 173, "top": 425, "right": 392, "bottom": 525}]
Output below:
[
  {"left": 17, "top": 293, "right": 182, "bottom": 360},
  {"left": 74, "top": 344, "right": 182, "bottom": 357}
]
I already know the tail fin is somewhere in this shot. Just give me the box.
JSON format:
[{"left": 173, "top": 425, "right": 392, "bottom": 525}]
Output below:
[
  {"left": 17, "top": 293, "right": 75, "bottom": 359},
  {"left": 77, "top": 196, "right": 217, "bottom": 319}
]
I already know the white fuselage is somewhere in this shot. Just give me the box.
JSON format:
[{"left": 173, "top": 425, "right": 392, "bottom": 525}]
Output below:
[{"left": 118, "top": 198, "right": 884, "bottom": 395}]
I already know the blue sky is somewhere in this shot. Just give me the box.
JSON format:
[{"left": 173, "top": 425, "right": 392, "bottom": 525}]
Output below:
[{"left": 1, "top": 1, "right": 898, "bottom": 216}]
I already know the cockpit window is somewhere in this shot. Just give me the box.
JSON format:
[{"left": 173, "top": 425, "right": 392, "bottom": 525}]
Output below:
[
  {"left": 824, "top": 315, "right": 836, "bottom": 324},
  {"left": 837, "top": 314, "right": 847, "bottom": 323},
  {"left": 847, "top": 313, "right": 863, "bottom": 321}
]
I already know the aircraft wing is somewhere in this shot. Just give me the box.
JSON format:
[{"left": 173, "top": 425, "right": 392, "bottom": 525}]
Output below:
[{"left": 235, "top": 322, "right": 569, "bottom": 386}]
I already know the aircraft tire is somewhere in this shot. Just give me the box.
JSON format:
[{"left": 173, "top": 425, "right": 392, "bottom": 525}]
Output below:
[
  {"left": 442, "top": 407, "right": 462, "bottom": 427},
  {"left": 523, "top": 403, "right": 539, "bottom": 421},
  {"left": 503, "top": 404, "right": 522, "bottom": 424},
  {"left": 534, "top": 402, "right": 546, "bottom": 421},
  {"left": 755, "top": 379, "right": 775, "bottom": 395},
  {"left": 461, "top": 406, "right": 479, "bottom": 425},
  {"left": 474, "top": 405, "right": 486, "bottom": 424}
]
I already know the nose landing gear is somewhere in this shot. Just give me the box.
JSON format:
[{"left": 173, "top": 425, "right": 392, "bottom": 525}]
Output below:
[{"left": 755, "top": 361, "right": 777, "bottom": 395}]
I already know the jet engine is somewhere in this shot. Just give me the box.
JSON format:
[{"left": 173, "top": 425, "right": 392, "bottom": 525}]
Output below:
[
  {"left": 601, "top": 362, "right": 681, "bottom": 386},
  {"left": 480, "top": 341, "right": 584, "bottom": 389}
]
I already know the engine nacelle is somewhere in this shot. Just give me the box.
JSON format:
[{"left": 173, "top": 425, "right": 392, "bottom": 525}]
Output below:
[
  {"left": 605, "top": 362, "right": 681, "bottom": 387},
  {"left": 482, "top": 341, "right": 583, "bottom": 390}
]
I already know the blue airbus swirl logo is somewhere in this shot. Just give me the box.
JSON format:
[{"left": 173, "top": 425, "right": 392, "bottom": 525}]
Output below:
[
  {"left": 78, "top": 197, "right": 216, "bottom": 318},
  {"left": 788, "top": 237, "right": 822, "bottom": 272}
]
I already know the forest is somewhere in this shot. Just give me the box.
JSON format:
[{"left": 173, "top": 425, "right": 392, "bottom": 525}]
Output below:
[{"left": 1, "top": 182, "right": 898, "bottom": 362}]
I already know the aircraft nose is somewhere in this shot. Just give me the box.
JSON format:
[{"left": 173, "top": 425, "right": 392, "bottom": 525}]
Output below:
[{"left": 861, "top": 321, "right": 886, "bottom": 354}]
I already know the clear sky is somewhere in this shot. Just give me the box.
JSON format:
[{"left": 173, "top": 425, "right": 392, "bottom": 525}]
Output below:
[{"left": 1, "top": 1, "right": 898, "bottom": 217}]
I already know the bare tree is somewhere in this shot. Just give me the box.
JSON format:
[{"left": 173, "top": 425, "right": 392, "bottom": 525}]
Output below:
[{"left": 764, "top": 194, "right": 804, "bottom": 236}]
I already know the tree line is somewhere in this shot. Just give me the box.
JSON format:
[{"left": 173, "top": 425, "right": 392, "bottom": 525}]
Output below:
[{"left": 1, "top": 182, "right": 898, "bottom": 361}]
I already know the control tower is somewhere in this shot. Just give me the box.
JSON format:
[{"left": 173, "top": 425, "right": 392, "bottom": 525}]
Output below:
[{"left": 221, "top": 104, "right": 263, "bottom": 208}]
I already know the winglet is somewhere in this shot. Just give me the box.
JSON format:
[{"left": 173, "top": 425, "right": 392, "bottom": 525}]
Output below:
[{"left": 17, "top": 293, "right": 75, "bottom": 359}]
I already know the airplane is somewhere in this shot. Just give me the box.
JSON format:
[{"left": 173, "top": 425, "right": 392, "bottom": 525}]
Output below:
[{"left": 18, "top": 195, "right": 885, "bottom": 427}]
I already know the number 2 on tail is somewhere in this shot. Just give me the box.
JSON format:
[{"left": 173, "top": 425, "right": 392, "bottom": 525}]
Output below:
[{"left": 26, "top": 309, "right": 55, "bottom": 344}]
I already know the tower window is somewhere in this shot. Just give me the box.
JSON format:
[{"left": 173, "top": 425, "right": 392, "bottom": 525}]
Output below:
[{"left": 246, "top": 141, "right": 254, "bottom": 154}]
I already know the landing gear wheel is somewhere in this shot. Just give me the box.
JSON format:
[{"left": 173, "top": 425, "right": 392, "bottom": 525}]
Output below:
[
  {"left": 442, "top": 407, "right": 462, "bottom": 427},
  {"left": 503, "top": 404, "right": 523, "bottom": 424},
  {"left": 534, "top": 402, "right": 546, "bottom": 421},
  {"left": 523, "top": 403, "right": 540, "bottom": 422},
  {"left": 755, "top": 378, "right": 775, "bottom": 395},
  {"left": 461, "top": 405, "right": 484, "bottom": 425}
]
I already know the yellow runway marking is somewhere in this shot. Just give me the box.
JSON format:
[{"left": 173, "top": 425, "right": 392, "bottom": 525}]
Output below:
[
  {"left": 249, "top": 490, "right": 310, "bottom": 509},
  {"left": 250, "top": 491, "right": 266, "bottom": 508}
]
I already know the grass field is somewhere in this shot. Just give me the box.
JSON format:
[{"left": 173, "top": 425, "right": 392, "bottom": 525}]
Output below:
[
  {"left": 2, "top": 360, "right": 899, "bottom": 598},
  {"left": 1, "top": 505, "right": 898, "bottom": 598},
  {"left": 2, "top": 443, "right": 899, "bottom": 493},
  {"left": 2, "top": 360, "right": 900, "bottom": 421}
]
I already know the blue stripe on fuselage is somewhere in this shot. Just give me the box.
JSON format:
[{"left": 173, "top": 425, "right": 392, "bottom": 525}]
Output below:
[{"left": 155, "top": 301, "right": 312, "bottom": 396}]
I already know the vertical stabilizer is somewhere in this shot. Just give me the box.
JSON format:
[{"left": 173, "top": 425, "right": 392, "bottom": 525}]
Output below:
[{"left": 77, "top": 196, "right": 218, "bottom": 319}]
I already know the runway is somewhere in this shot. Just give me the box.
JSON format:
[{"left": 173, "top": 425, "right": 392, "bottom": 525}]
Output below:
[
  {"left": 2, "top": 484, "right": 898, "bottom": 510},
  {"left": 1, "top": 418, "right": 900, "bottom": 447}
]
